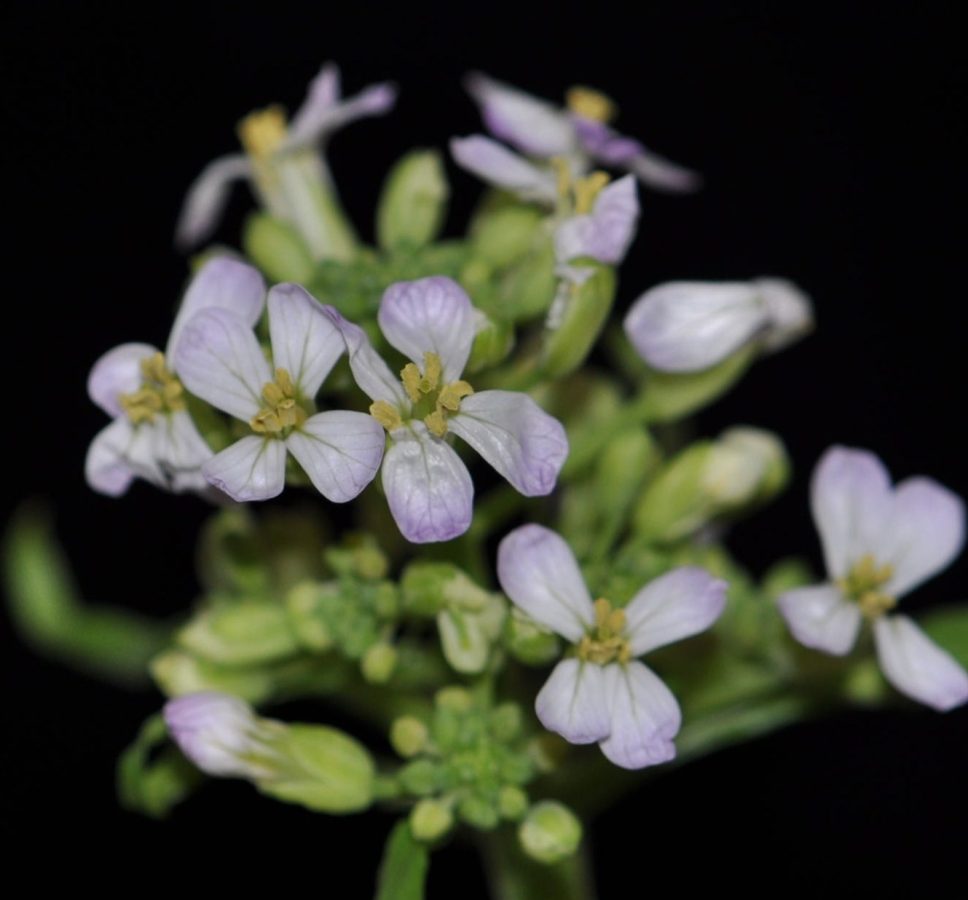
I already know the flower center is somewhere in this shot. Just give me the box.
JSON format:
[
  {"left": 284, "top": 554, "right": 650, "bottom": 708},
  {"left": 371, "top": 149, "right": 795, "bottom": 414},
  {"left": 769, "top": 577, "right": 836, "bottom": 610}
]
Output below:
[
  {"left": 249, "top": 367, "right": 308, "bottom": 436},
  {"left": 237, "top": 105, "right": 289, "bottom": 162},
  {"left": 577, "top": 598, "right": 631, "bottom": 666},
  {"left": 549, "top": 158, "right": 610, "bottom": 215},
  {"left": 118, "top": 352, "right": 185, "bottom": 424},
  {"left": 565, "top": 86, "right": 616, "bottom": 124},
  {"left": 837, "top": 554, "right": 897, "bottom": 619}
]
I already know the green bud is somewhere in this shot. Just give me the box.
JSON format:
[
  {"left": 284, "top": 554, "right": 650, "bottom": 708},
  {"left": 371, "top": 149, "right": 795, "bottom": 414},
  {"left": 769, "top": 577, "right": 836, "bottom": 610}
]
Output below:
[
  {"left": 401, "top": 561, "right": 460, "bottom": 616},
  {"left": 713, "top": 427, "right": 789, "bottom": 505},
  {"left": 844, "top": 658, "right": 890, "bottom": 705},
  {"left": 390, "top": 716, "right": 430, "bottom": 758},
  {"left": 466, "top": 312, "right": 514, "bottom": 374},
  {"left": 377, "top": 150, "right": 448, "bottom": 251},
  {"left": 438, "top": 593, "right": 505, "bottom": 675},
  {"left": 504, "top": 607, "right": 560, "bottom": 665},
  {"left": 150, "top": 649, "right": 275, "bottom": 703},
  {"left": 458, "top": 792, "right": 499, "bottom": 830},
  {"left": 285, "top": 581, "right": 334, "bottom": 651},
  {"left": 494, "top": 244, "right": 558, "bottom": 322},
  {"left": 435, "top": 686, "right": 474, "bottom": 713},
  {"left": 518, "top": 801, "right": 583, "bottom": 864},
  {"left": 633, "top": 442, "right": 714, "bottom": 543},
  {"left": 178, "top": 602, "right": 299, "bottom": 666},
  {"left": 399, "top": 759, "right": 443, "bottom": 796},
  {"left": 410, "top": 798, "right": 454, "bottom": 842},
  {"left": 498, "top": 785, "right": 529, "bottom": 821},
  {"left": 324, "top": 533, "right": 389, "bottom": 581},
  {"left": 361, "top": 642, "right": 398, "bottom": 684},
  {"left": 488, "top": 703, "right": 523, "bottom": 743},
  {"left": 470, "top": 205, "right": 543, "bottom": 268},
  {"left": 242, "top": 213, "right": 315, "bottom": 283}
]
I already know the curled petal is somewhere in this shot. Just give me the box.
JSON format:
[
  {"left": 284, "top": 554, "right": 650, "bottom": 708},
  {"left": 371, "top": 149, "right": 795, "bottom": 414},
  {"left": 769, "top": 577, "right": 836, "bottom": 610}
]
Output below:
[
  {"left": 85, "top": 419, "right": 137, "bottom": 496},
  {"left": 450, "top": 135, "right": 558, "bottom": 204},
  {"left": 496, "top": 524, "right": 594, "bottom": 642},
  {"left": 554, "top": 174, "right": 639, "bottom": 266},
  {"left": 321, "top": 307, "right": 408, "bottom": 406},
  {"left": 449, "top": 390, "right": 568, "bottom": 497},
  {"left": 202, "top": 435, "right": 287, "bottom": 502},
  {"left": 874, "top": 615, "right": 968, "bottom": 712},
  {"left": 155, "top": 409, "right": 214, "bottom": 491},
  {"left": 777, "top": 583, "right": 862, "bottom": 656},
  {"left": 175, "top": 154, "right": 251, "bottom": 249},
  {"left": 535, "top": 659, "right": 611, "bottom": 744},
  {"left": 88, "top": 342, "right": 159, "bottom": 418},
  {"left": 755, "top": 278, "right": 814, "bottom": 353}
]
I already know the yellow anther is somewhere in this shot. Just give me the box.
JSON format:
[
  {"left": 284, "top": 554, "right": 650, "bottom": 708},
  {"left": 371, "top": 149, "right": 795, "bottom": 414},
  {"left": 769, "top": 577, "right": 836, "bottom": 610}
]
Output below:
[
  {"left": 565, "top": 86, "right": 617, "bottom": 124},
  {"left": 550, "top": 156, "right": 572, "bottom": 202},
  {"left": 573, "top": 171, "right": 610, "bottom": 214},
  {"left": 237, "top": 105, "right": 289, "bottom": 160},
  {"left": 420, "top": 352, "right": 442, "bottom": 392},
  {"left": 249, "top": 367, "right": 307, "bottom": 435},
  {"left": 424, "top": 410, "right": 448, "bottom": 438},
  {"left": 118, "top": 352, "right": 185, "bottom": 424},
  {"left": 578, "top": 598, "right": 631, "bottom": 665},
  {"left": 370, "top": 401, "right": 403, "bottom": 432},
  {"left": 858, "top": 591, "right": 897, "bottom": 620},
  {"left": 837, "top": 554, "right": 897, "bottom": 621},
  {"left": 437, "top": 380, "right": 474, "bottom": 412},
  {"left": 401, "top": 363, "right": 423, "bottom": 403}
]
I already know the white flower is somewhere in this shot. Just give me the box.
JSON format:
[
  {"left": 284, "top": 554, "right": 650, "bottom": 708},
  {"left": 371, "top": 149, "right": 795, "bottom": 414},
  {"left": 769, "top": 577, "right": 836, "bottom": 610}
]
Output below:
[
  {"left": 85, "top": 258, "right": 266, "bottom": 496},
  {"left": 497, "top": 524, "right": 727, "bottom": 768},
  {"left": 778, "top": 446, "right": 968, "bottom": 711},
  {"left": 175, "top": 281, "right": 385, "bottom": 503}
]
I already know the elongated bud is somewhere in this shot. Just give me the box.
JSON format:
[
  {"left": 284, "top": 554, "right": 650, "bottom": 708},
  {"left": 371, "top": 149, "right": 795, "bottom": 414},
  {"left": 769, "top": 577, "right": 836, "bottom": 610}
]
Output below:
[
  {"left": 242, "top": 213, "right": 315, "bottom": 283},
  {"left": 410, "top": 798, "right": 454, "bottom": 841},
  {"left": 707, "top": 427, "right": 788, "bottom": 505},
  {"left": 178, "top": 602, "right": 300, "bottom": 666},
  {"left": 518, "top": 801, "right": 582, "bottom": 864},
  {"left": 151, "top": 649, "right": 274, "bottom": 703},
  {"left": 376, "top": 150, "right": 449, "bottom": 251},
  {"left": 493, "top": 244, "right": 558, "bottom": 322},
  {"left": 470, "top": 205, "right": 543, "bottom": 268},
  {"left": 466, "top": 310, "right": 514, "bottom": 373}
]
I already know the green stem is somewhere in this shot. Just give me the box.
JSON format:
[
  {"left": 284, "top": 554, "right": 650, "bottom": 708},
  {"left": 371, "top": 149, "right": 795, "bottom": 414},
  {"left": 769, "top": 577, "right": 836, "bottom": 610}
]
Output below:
[{"left": 481, "top": 830, "right": 597, "bottom": 900}]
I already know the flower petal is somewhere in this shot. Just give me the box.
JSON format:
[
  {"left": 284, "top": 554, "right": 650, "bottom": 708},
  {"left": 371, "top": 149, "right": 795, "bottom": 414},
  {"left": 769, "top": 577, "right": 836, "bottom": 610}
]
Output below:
[
  {"left": 382, "top": 424, "right": 473, "bottom": 543},
  {"left": 267, "top": 283, "right": 343, "bottom": 397},
  {"left": 874, "top": 615, "right": 968, "bottom": 712},
  {"left": 776, "top": 583, "right": 862, "bottom": 655},
  {"left": 449, "top": 390, "right": 568, "bottom": 497},
  {"left": 202, "top": 435, "right": 287, "bottom": 502},
  {"left": 810, "top": 446, "right": 893, "bottom": 580},
  {"left": 378, "top": 276, "right": 477, "bottom": 382},
  {"left": 625, "top": 567, "right": 728, "bottom": 656},
  {"left": 175, "top": 154, "right": 251, "bottom": 249},
  {"left": 554, "top": 174, "right": 639, "bottom": 265},
  {"left": 449, "top": 135, "right": 558, "bottom": 204},
  {"left": 321, "top": 307, "right": 408, "bottom": 406},
  {"left": 88, "top": 342, "right": 159, "bottom": 418},
  {"left": 598, "top": 661, "right": 681, "bottom": 770},
  {"left": 496, "top": 524, "right": 594, "bottom": 642},
  {"left": 622, "top": 281, "right": 767, "bottom": 373},
  {"left": 155, "top": 409, "right": 214, "bottom": 492},
  {"left": 175, "top": 308, "right": 272, "bottom": 421},
  {"left": 755, "top": 278, "right": 814, "bottom": 353},
  {"left": 85, "top": 419, "right": 137, "bottom": 496},
  {"left": 535, "top": 658, "right": 611, "bottom": 744},
  {"left": 286, "top": 410, "right": 385, "bottom": 503}
]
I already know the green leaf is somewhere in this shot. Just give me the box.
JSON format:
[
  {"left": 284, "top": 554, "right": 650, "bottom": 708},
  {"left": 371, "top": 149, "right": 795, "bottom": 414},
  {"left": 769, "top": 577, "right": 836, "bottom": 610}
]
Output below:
[
  {"left": 374, "top": 821, "right": 429, "bottom": 900},
  {"left": 919, "top": 606, "right": 968, "bottom": 667}
]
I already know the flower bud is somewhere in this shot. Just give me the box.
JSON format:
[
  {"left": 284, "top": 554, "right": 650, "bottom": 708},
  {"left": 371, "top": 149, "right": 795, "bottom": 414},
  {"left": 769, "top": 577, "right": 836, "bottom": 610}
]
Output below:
[
  {"left": 498, "top": 785, "right": 529, "bottom": 821},
  {"left": 706, "top": 427, "right": 788, "bottom": 506},
  {"left": 470, "top": 205, "right": 543, "bottom": 268},
  {"left": 493, "top": 244, "right": 558, "bottom": 322},
  {"left": 458, "top": 792, "right": 499, "bottom": 830},
  {"left": 390, "top": 716, "right": 430, "bottom": 758},
  {"left": 410, "top": 798, "right": 454, "bottom": 842},
  {"left": 285, "top": 581, "right": 335, "bottom": 651},
  {"left": 518, "top": 801, "right": 582, "bottom": 864},
  {"left": 376, "top": 150, "right": 449, "bottom": 251},
  {"left": 466, "top": 310, "right": 514, "bottom": 373},
  {"left": 361, "top": 642, "right": 398, "bottom": 684},
  {"left": 151, "top": 649, "right": 274, "bottom": 703},
  {"left": 504, "top": 607, "right": 560, "bottom": 665},
  {"left": 177, "top": 601, "right": 299, "bottom": 666},
  {"left": 242, "top": 213, "right": 314, "bottom": 283}
]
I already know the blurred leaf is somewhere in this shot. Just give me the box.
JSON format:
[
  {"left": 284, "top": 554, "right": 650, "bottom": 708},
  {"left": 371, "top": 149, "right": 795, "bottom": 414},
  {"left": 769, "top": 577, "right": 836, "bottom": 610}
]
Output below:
[
  {"left": 375, "top": 821, "right": 429, "bottom": 900},
  {"left": 919, "top": 606, "right": 968, "bottom": 667}
]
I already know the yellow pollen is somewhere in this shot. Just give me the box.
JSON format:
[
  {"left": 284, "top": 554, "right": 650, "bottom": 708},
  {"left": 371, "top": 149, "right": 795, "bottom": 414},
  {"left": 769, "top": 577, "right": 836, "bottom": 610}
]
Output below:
[
  {"left": 565, "top": 86, "right": 617, "bottom": 124},
  {"left": 837, "top": 554, "right": 897, "bottom": 620},
  {"left": 384, "top": 351, "right": 474, "bottom": 437},
  {"left": 577, "top": 598, "right": 631, "bottom": 665},
  {"left": 118, "top": 352, "right": 185, "bottom": 424},
  {"left": 550, "top": 156, "right": 572, "bottom": 203},
  {"left": 237, "top": 105, "right": 289, "bottom": 160},
  {"left": 249, "top": 367, "right": 308, "bottom": 435},
  {"left": 573, "top": 171, "right": 610, "bottom": 214},
  {"left": 370, "top": 400, "right": 403, "bottom": 432}
]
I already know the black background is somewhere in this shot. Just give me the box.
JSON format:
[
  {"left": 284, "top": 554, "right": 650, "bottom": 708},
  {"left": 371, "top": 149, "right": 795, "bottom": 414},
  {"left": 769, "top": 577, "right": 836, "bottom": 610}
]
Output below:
[{"left": 3, "top": 2, "right": 967, "bottom": 894}]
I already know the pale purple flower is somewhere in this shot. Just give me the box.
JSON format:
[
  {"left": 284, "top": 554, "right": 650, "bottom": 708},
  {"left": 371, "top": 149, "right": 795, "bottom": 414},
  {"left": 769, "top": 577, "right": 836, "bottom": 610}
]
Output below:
[
  {"left": 175, "top": 281, "right": 385, "bottom": 503},
  {"left": 498, "top": 524, "right": 727, "bottom": 768},
  {"left": 325, "top": 277, "right": 569, "bottom": 543},
  {"left": 85, "top": 258, "right": 266, "bottom": 497},
  {"left": 623, "top": 278, "right": 813, "bottom": 373},
  {"left": 778, "top": 446, "right": 968, "bottom": 712}
]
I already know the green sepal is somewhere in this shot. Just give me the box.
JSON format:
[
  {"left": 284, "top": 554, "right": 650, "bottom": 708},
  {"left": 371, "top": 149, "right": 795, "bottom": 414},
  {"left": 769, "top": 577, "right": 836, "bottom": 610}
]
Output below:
[
  {"left": 242, "top": 212, "right": 315, "bottom": 283},
  {"left": 490, "top": 244, "right": 558, "bottom": 322},
  {"left": 469, "top": 205, "right": 544, "bottom": 269},
  {"left": 377, "top": 150, "right": 449, "bottom": 251},
  {"left": 374, "top": 821, "right": 429, "bottom": 900},
  {"left": 178, "top": 601, "right": 300, "bottom": 666}
]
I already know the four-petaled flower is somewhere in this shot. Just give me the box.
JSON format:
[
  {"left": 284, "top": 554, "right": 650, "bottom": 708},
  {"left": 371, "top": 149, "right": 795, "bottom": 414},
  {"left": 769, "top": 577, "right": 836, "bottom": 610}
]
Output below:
[
  {"left": 325, "top": 276, "right": 569, "bottom": 543},
  {"left": 778, "top": 445, "right": 968, "bottom": 711},
  {"left": 175, "top": 281, "right": 385, "bottom": 503},
  {"left": 497, "top": 524, "right": 727, "bottom": 768}
]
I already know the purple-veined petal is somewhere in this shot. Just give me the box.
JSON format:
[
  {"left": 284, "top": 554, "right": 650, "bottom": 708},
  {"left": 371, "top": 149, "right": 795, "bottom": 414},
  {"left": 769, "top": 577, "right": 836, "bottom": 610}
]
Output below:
[
  {"left": 88, "top": 342, "right": 159, "bottom": 418},
  {"left": 85, "top": 419, "right": 137, "bottom": 496},
  {"left": 202, "top": 435, "right": 287, "bottom": 502},
  {"left": 176, "top": 308, "right": 272, "bottom": 421},
  {"left": 379, "top": 276, "right": 477, "bottom": 382},
  {"left": 496, "top": 524, "right": 594, "bottom": 642},
  {"left": 321, "top": 307, "right": 408, "bottom": 406},
  {"left": 874, "top": 615, "right": 968, "bottom": 712},
  {"left": 465, "top": 72, "right": 575, "bottom": 158},
  {"left": 450, "top": 136, "right": 558, "bottom": 204},
  {"left": 622, "top": 281, "right": 767, "bottom": 373},
  {"left": 777, "top": 583, "right": 862, "bottom": 656},
  {"left": 755, "top": 278, "right": 814, "bottom": 353},
  {"left": 175, "top": 154, "right": 251, "bottom": 249},
  {"left": 535, "top": 659, "right": 611, "bottom": 744},
  {"left": 598, "top": 661, "right": 681, "bottom": 769},
  {"left": 267, "top": 283, "right": 343, "bottom": 397},
  {"left": 381, "top": 424, "right": 473, "bottom": 543},
  {"left": 155, "top": 409, "right": 214, "bottom": 488},
  {"left": 286, "top": 410, "right": 385, "bottom": 503},
  {"left": 554, "top": 174, "right": 639, "bottom": 266},
  {"left": 449, "top": 390, "right": 568, "bottom": 497},
  {"left": 810, "top": 446, "right": 893, "bottom": 581},
  {"left": 624, "top": 567, "right": 728, "bottom": 656},
  {"left": 167, "top": 258, "right": 266, "bottom": 361}
]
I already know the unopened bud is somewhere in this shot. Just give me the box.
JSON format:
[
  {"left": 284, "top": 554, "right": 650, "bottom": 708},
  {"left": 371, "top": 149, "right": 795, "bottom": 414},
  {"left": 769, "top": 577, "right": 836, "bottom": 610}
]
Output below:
[
  {"left": 410, "top": 798, "right": 454, "bottom": 841},
  {"left": 498, "top": 785, "right": 529, "bottom": 821},
  {"left": 390, "top": 716, "right": 430, "bottom": 758},
  {"left": 518, "top": 801, "right": 583, "bottom": 864},
  {"left": 470, "top": 205, "right": 543, "bottom": 268},
  {"left": 504, "top": 607, "right": 560, "bottom": 665},
  {"left": 377, "top": 150, "right": 448, "bottom": 251},
  {"left": 361, "top": 642, "right": 398, "bottom": 684},
  {"left": 242, "top": 213, "right": 314, "bottom": 283},
  {"left": 178, "top": 602, "right": 299, "bottom": 666}
]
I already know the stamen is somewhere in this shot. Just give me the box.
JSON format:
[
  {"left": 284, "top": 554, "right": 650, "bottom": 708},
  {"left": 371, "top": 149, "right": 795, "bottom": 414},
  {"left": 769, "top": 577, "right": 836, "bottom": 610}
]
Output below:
[
  {"left": 370, "top": 401, "right": 403, "bottom": 432},
  {"left": 237, "top": 106, "right": 289, "bottom": 160},
  {"left": 565, "top": 86, "right": 617, "bottom": 124},
  {"left": 118, "top": 352, "right": 185, "bottom": 424},
  {"left": 249, "top": 367, "right": 308, "bottom": 435},
  {"left": 573, "top": 172, "right": 610, "bottom": 214},
  {"left": 837, "top": 554, "right": 897, "bottom": 620},
  {"left": 550, "top": 156, "right": 572, "bottom": 203},
  {"left": 577, "top": 598, "right": 631, "bottom": 665}
]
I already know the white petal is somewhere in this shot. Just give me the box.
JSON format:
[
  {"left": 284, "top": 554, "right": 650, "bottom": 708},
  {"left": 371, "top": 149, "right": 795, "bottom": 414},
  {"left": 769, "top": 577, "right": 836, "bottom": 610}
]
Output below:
[
  {"left": 449, "top": 390, "right": 568, "bottom": 497},
  {"left": 622, "top": 281, "right": 767, "bottom": 373},
  {"left": 267, "top": 283, "right": 343, "bottom": 397},
  {"left": 382, "top": 424, "right": 474, "bottom": 543},
  {"left": 88, "top": 342, "right": 158, "bottom": 417},
  {"left": 449, "top": 135, "right": 557, "bottom": 204},
  {"left": 810, "top": 446, "right": 893, "bottom": 580},
  {"left": 776, "top": 583, "right": 862, "bottom": 655},
  {"left": 285, "top": 62, "right": 341, "bottom": 146},
  {"left": 85, "top": 419, "right": 137, "bottom": 496},
  {"left": 175, "top": 308, "right": 271, "bottom": 421},
  {"left": 755, "top": 278, "right": 814, "bottom": 353},
  {"left": 286, "top": 411, "right": 385, "bottom": 503},
  {"left": 874, "top": 615, "right": 968, "bottom": 712},
  {"left": 625, "top": 567, "right": 728, "bottom": 656},
  {"left": 167, "top": 257, "right": 266, "bottom": 361},
  {"left": 598, "top": 661, "right": 681, "bottom": 770},
  {"left": 175, "top": 154, "right": 251, "bottom": 249},
  {"left": 496, "top": 524, "right": 594, "bottom": 642},
  {"left": 535, "top": 659, "right": 611, "bottom": 744},
  {"left": 321, "top": 307, "right": 408, "bottom": 406},
  {"left": 624, "top": 146, "right": 703, "bottom": 193},
  {"left": 378, "top": 276, "right": 477, "bottom": 382},
  {"left": 155, "top": 409, "right": 213, "bottom": 487},
  {"left": 554, "top": 175, "right": 639, "bottom": 266},
  {"left": 202, "top": 435, "right": 287, "bottom": 502}
]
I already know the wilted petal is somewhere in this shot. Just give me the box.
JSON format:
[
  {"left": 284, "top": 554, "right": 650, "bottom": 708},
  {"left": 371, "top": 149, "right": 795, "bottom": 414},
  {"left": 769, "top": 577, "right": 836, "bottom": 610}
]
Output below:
[
  {"left": 535, "top": 659, "right": 611, "bottom": 744},
  {"left": 554, "top": 174, "right": 639, "bottom": 265},
  {"left": 321, "top": 307, "right": 408, "bottom": 406},
  {"left": 598, "top": 661, "right": 681, "bottom": 770},
  {"left": 755, "top": 278, "right": 814, "bottom": 353},
  {"left": 449, "top": 390, "right": 568, "bottom": 497},
  {"left": 202, "top": 435, "right": 287, "bottom": 502},
  {"left": 176, "top": 308, "right": 272, "bottom": 421},
  {"left": 496, "top": 524, "right": 594, "bottom": 642},
  {"left": 450, "top": 136, "right": 557, "bottom": 204},
  {"left": 286, "top": 410, "right": 385, "bottom": 502},
  {"left": 874, "top": 615, "right": 968, "bottom": 712},
  {"left": 622, "top": 281, "right": 767, "bottom": 373},
  {"left": 625, "top": 567, "right": 728, "bottom": 656},
  {"left": 88, "top": 342, "right": 158, "bottom": 418},
  {"left": 379, "top": 276, "right": 477, "bottom": 382},
  {"left": 382, "top": 425, "right": 473, "bottom": 543},
  {"left": 175, "top": 154, "right": 251, "bottom": 249},
  {"left": 267, "top": 283, "right": 343, "bottom": 397},
  {"left": 777, "top": 583, "right": 862, "bottom": 655}
]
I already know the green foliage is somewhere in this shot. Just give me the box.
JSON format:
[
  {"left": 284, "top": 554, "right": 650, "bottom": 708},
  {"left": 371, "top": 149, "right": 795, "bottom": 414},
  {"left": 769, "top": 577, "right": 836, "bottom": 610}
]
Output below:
[{"left": 375, "top": 821, "right": 429, "bottom": 900}]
